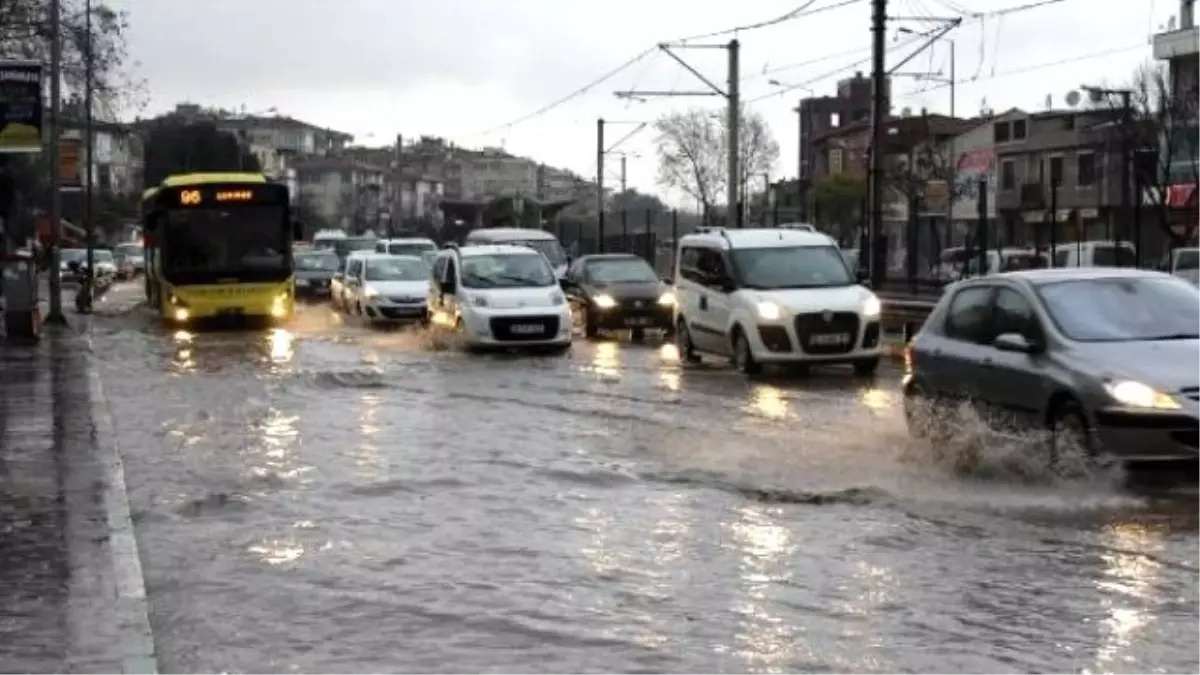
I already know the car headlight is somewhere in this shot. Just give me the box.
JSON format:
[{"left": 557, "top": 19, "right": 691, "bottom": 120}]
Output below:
[
  {"left": 471, "top": 294, "right": 489, "bottom": 307},
  {"left": 756, "top": 301, "right": 782, "bottom": 321},
  {"left": 658, "top": 291, "right": 676, "bottom": 306},
  {"left": 1104, "top": 380, "right": 1180, "bottom": 410},
  {"left": 364, "top": 287, "right": 380, "bottom": 299},
  {"left": 550, "top": 292, "right": 565, "bottom": 306},
  {"left": 593, "top": 294, "right": 617, "bottom": 309},
  {"left": 862, "top": 294, "right": 882, "bottom": 317}
]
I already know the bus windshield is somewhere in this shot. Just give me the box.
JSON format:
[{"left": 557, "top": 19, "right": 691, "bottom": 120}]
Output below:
[{"left": 163, "top": 206, "right": 287, "bottom": 274}]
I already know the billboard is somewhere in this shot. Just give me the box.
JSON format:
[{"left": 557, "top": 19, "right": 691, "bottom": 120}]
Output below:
[
  {"left": 58, "top": 136, "right": 82, "bottom": 191},
  {"left": 0, "top": 60, "right": 43, "bottom": 153}
]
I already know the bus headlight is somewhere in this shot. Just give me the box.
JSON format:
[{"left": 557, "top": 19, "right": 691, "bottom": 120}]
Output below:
[
  {"left": 173, "top": 308, "right": 190, "bottom": 322},
  {"left": 271, "top": 292, "right": 289, "bottom": 318}
]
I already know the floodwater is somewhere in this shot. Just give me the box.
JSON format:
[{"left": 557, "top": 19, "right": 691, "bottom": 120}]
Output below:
[{"left": 85, "top": 287, "right": 1198, "bottom": 673}]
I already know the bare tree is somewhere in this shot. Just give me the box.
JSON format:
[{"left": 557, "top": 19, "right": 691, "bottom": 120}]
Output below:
[
  {"left": 1104, "top": 61, "right": 1199, "bottom": 247},
  {"left": 653, "top": 106, "right": 780, "bottom": 218}
]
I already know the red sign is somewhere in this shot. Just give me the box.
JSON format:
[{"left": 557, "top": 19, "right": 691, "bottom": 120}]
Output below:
[{"left": 1166, "top": 183, "right": 1197, "bottom": 208}]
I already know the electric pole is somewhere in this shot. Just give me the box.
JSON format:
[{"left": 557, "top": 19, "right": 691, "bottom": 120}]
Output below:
[
  {"left": 620, "top": 154, "right": 627, "bottom": 193},
  {"left": 596, "top": 118, "right": 605, "bottom": 251},
  {"left": 867, "top": 0, "right": 887, "bottom": 287},
  {"left": 45, "top": 0, "right": 64, "bottom": 324},
  {"left": 727, "top": 39, "right": 740, "bottom": 227},
  {"left": 84, "top": 0, "right": 94, "bottom": 294},
  {"left": 616, "top": 38, "right": 742, "bottom": 227}
]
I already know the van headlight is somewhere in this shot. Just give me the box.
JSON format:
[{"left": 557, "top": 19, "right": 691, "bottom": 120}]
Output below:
[
  {"left": 364, "top": 287, "right": 380, "bottom": 299},
  {"left": 862, "top": 294, "right": 882, "bottom": 317},
  {"left": 755, "top": 301, "right": 782, "bottom": 321},
  {"left": 1104, "top": 380, "right": 1180, "bottom": 410},
  {"left": 658, "top": 292, "right": 676, "bottom": 306}
]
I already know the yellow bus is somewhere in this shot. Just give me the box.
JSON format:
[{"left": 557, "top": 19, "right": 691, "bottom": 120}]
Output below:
[{"left": 141, "top": 172, "right": 302, "bottom": 324}]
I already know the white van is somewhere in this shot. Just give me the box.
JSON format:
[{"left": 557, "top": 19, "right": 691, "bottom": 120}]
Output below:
[
  {"left": 375, "top": 237, "right": 438, "bottom": 258},
  {"left": 1051, "top": 240, "right": 1137, "bottom": 268},
  {"left": 428, "top": 244, "right": 572, "bottom": 351},
  {"left": 463, "top": 228, "right": 569, "bottom": 279},
  {"left": 673, "top": 227, "right": 884, "bottom": 376}
]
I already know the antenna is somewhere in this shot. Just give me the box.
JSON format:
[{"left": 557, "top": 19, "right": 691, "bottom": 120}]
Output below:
[{"left": 1065, "top": 90, "right": 1081, "bottom": 107}]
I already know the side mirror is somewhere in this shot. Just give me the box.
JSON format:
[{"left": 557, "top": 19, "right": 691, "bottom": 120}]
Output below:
[
  {"left": 855, "top": 268, "right": 870, "bottom": 286},
  {"left": 661, "top": 276, "right": 673, "bottom": 285},
  {"left": 993, "top": 332, "right": 1040, "bottom": 354}
]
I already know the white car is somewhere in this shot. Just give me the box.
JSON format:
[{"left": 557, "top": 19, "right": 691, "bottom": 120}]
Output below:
[
  {"left": 463, "top": 227, "right": 570, "bottom": 279},
  {"left": 672, "top": 227, "right": 884, "bottom": 375},
  {"left": 375, "top": 237, "right": 438, "bottom": 258},
  {"left": 342, "top": 253, "right": 430, "bottom": 323},
  {"left": 331, "top": 251, "right": 370, "bottom": 311},
  {"left": 428, "top": 244, "right": 571, "bottom": 351}
]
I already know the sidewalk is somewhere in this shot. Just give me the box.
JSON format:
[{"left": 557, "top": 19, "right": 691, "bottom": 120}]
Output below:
[{"left": 0, "top": 327, "right": 156, "bottom": 673}]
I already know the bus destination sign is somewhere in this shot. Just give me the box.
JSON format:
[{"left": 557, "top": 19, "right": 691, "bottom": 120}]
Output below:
[{"left": 176, "top": 186, "right": 268, "bottom": 206}]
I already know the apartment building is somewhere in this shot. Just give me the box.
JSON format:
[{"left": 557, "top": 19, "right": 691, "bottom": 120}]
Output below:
[
  {"left": 1152, "top": 0, "right": 1198, "bottom": 217},
  {"left": 991, "top": 109, "right": 1133, "bottom": 244},
  {"left": 293, "top": 157, "right": 387, "bottom": 233}
]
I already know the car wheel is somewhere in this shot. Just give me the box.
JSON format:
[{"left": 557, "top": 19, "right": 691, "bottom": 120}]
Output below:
[
  {"left": 1047, "top": 398, "right": 1097, "bottom": 475},
  {"left": 853, "top": 357, "right": 880, "bottom": 377},
  {"left": 675, "top": 318, "right": 701, "bottom": 364},
  {"left": 731, "top": 327, "right": 761, "bottom": 375}
]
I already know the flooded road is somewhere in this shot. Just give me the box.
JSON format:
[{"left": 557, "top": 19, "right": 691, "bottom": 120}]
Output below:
[{"left": 87, "top": 290, "right": 1199, "bottom": 673}]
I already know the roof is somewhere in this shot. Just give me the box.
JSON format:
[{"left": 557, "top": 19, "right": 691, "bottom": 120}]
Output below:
[
  {"left": 968, "top": 267, "right": 1172, "bottom": 285},
  {"left": 449, "top": 244, "right": 548, "bottom": 257},
  {"left": 379, "top": 237, "right": 436, "bottom": 245},
  {"left": 680, "top": 227, "right": 836, "bottom": 249},
  {"left": 465, "top": 228, "right": 558, "bottom": 241},
  {"left": 577, "top": 253, "right": 643, "bottom": 261}
]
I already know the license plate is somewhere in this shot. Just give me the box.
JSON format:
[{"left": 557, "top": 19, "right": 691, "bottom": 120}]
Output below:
[
  {"left": 625, "top": 317, "right": 654, "bottom": 326},
  {"left": 510, "top": 323, "right": 543, "bottom": 335},
  {"left": 296, "top": 279, "right": 310, "bottom": 287},
  {"left": 809, "top": 333, "right": 850, "bottom": 346}
]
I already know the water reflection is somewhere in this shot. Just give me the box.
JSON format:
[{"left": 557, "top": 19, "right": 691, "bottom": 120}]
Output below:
[
  {"left": 353, "top": 392, "right": 385, "bottom": 475},
  {"left": 659, "top": 343, "right": 679, "bottom": 363},
  {"left": 267, "top": 329, "right": 294, "bottom": 364},
  {"left": 1091, "top": 522, "right": 1164, "bottom": 672},
  {"left": 248, "top": 538, "right": 305, "bottom": 566},
  {"left": 746, "top": 385, "right": 789, "bottom": 420},
  {"left": 251, "top": 408, "right": 309, "bottom": 483},
  {"left": 589, "top": 342, "right": 620, "bottom": 379},
  {"left": 171, "top": 346, "right": 197, "bottom": 373},
  {"left": 859, "top": 386, "right": 894, "bottom": 413},
  {"left": 728, "top": 505, "right": 801, "bottom": 672}
]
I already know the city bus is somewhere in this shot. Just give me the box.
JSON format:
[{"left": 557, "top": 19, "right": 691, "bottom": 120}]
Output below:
[{"left": 140, "top": 172, "right": 302, "bottom": 324}]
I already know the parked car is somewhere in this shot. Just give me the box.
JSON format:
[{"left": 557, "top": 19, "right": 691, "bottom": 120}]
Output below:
[
  {"left": 903, "top": 267, "right": 1199, "bottom": 466},
  {"left": 1163, "top": 246, "right": 1199, "bottom": 286},
  {"left": 293, "top": 250, "right": 341, "bottom": 300}
]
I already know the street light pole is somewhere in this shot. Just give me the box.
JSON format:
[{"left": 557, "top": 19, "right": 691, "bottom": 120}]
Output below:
[
  {"left": 84, "top": 0, "right": 94, "bottom": 306},
  {"left": 44, "top": 0, "right": 65, "bottom": 324}
]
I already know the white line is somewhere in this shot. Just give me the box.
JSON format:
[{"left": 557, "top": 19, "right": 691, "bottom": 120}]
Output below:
[{"left": 87, "top": 365, "right": 159, "bottom": 674}]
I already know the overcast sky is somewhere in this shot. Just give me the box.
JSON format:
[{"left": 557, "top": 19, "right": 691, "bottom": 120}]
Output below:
[{"left": 110, "top": 0, "right": 1178, "bottom": 204}]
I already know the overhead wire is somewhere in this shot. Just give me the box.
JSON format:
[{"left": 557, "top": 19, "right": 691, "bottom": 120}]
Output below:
[
  {"left": 671, "top": 0, "right": 859, "bottom": 43},
  {"left": 744, "top": 32, "right": 927, "bottom": 103}
]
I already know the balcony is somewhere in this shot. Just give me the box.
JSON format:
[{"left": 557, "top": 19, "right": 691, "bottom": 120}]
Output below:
[
  {"left": 1019, "top": 182, "right": 1046, "bottom": 209},
  {"left": 1154, "top": 25, "right": 1199, "bottom": 60}
]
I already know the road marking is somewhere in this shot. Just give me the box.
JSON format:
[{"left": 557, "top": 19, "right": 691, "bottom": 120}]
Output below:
[{"left": 87, "top": 364, "right": 159, "bottom": 674}]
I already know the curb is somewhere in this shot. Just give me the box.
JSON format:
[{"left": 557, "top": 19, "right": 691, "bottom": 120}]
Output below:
[{"left": 86, "top": 362, "right": 159, "bottom": 674}]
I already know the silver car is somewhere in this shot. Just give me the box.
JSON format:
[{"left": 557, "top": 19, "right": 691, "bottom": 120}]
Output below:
[{"left": 903, "top": 267, "right": 1199, "bottom": 464}]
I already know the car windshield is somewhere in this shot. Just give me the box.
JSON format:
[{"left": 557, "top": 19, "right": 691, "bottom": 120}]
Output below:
[
  {"left": 1000, "top": 252, "right": 1048, "bottom": 271},
  {"left": 462, "top": 253, "right": 555, "bottom": 288},
  {"left": 585, "top": 258, "right": 658, "bottom": 283},
  {"left": 731, "top": 245, "right": 853, "bottom": 289},
  {"left": 386, "top": 242, "right": 436, "bottom": 257},
  {"left": 365, "top": 257, "right": 428, "bottom": 281},
  {"left": 334, "top": 238, "right": 377, "bottom": 259},
  {"left": 421, "top": 251, "right": 437, "bottom": 270},
  {"left": 93, "top": 251, "right": 113, "bottom": 263},
  {"left": 295, "top": 253, "right": 340, "bottom": 271},
  {"left": 1174, "top": 249, "right": 1199, "bottom": 271},
  {"left": 115, "top": 244, "right": 143, "bottom": 258},
  {"left": 61, "top": 249, "right": 86, "bottom": 262},
  {"left": 1038, "top": 277, "right": 1200, "bottom": 342}
]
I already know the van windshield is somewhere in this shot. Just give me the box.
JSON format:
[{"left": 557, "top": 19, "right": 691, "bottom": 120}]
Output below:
[
  {"left": 731, "top": 245, "right": 854, "bottom": 289},
  {"left": 462, "top": 253, "right": 556, "bottom": 288}
]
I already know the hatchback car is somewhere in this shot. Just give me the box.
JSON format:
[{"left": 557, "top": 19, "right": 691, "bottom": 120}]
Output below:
[
  {"left": 562, "top": 253, "right": 674, "bottom": 339},
  {"left": 903, "top": 267, "right": 1199, "bottom": 465}
]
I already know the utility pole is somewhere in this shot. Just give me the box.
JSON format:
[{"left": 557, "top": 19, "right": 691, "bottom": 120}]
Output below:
[
  {"left": 867, "top": 0, "right": 887, "bottom": 287},
  {"left": 1081, "top": 84, "right": 1134, "bottom": 252},
  {"left": 596, "top": 117, "right": 605, "bottom": 252},
  {"left": 84, "top": 0, "right": 94, "bottom": 300},
  {"left": 620, "top": 154, "right": 627, "bottom": 193},
  {"left": 44, "top": 0, "right": 65, "bottom": 324},
  {"left": 615, "top": 39, "right": 742, "bottom": 226},
  {"left": 727, "top": 39, "right": 740, "bottom": 227}
]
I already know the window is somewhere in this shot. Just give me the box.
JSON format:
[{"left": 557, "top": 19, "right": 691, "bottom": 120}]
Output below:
[
  {"left": 994, "top": 122, "right": 1011, "bottom": 143},
  {"left": 583, "top": 257, "right": 659, "bottom": 283},
  {"left": 432, "top": 256, "right": 447, "bottom": 284},
  {"left": 943, "top": 286, "right": 995, "bottom": 343},
  {"left": 1077, "top": 153, "right": 1096, "bottom": 187},
  {"left": 1092, "top": 245, "right": 1137, "bottom": 267},
  {"left": 347, "top": 259, "right": 363, "bottom": 278},
  {"left": 1054, "top": 249, "right": 1071, "bottom": 267},
  {"left": 1012, "top": 119, "right": 1027, "bottom": 140},
  {"left": 1049, "top": 156, "right": 1064, "bottom": 187},
  {"left": 1000, "top": 160, "right": 1016, "bottom": 190},
  {"left": 679, "top": 246, "right": 707, "bottom": 284},
  {"left": 730, "top": 246, "right": 853, "bottom": 289},
  {"left": 696, "top": 249, "right": 728, "bottom": 285},
  {"left": 1062, "top": 115, "right": 1075, "bottom": 131},
  {"left": 830, "top": 148, "right": 844, "bottom": 174},
  {"left": 461, "top": 253, "right": 555, "bottom": 288},
  {"left": 992, "top": 288, "right": 1041, "bottom": 339}
]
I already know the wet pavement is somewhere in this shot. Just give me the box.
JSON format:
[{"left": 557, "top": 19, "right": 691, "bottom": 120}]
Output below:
[{"left": 78, "top": 284, "right": 1199, "bottom": 673}]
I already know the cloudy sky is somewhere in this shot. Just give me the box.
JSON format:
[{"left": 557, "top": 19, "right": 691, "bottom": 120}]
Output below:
[{"left": 111, "top": 0, "right": 1177, "bottom": 203}]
